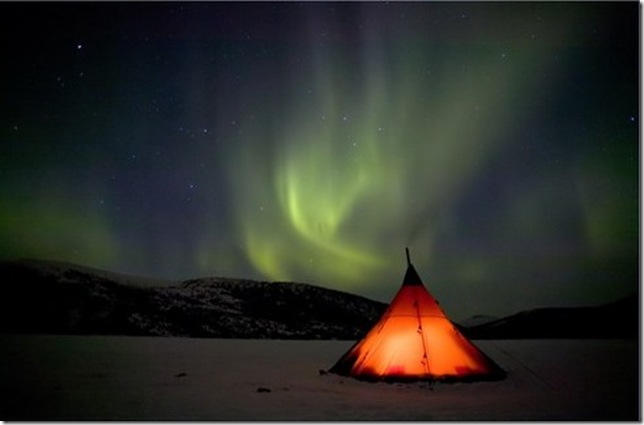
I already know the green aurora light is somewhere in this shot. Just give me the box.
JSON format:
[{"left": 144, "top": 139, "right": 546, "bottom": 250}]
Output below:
[
  {"left": 222, "top": 8, "right": 590, "bottom": 295},
  {"left": 0, "top": 3, "right": 637, "bottom": 318}
]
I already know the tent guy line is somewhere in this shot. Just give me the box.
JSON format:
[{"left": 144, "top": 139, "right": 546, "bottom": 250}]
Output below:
[{"left": 490, "top": 341, "right": 555, "bottom": 390}]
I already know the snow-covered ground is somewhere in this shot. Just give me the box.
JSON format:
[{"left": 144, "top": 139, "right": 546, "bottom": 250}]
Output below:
[{"left": 0, "top": 335, "right": 638, "bottom": 420}]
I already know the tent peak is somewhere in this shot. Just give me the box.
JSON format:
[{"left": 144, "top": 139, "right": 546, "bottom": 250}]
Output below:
[{"left": 402, "top": 248, "right": 422, "bottom": 286}]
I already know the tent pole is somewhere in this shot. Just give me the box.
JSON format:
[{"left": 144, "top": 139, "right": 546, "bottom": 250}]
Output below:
[{"left": 405, "top": 247, "right": 411, "bottom": 265}]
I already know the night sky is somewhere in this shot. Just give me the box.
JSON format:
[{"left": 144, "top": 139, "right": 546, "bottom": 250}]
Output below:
[{"left": 1, "top": 2, "right": 638, "bottom": 320}]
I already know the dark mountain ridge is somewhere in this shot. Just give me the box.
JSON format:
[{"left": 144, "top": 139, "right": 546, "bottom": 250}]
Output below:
[
  {"left": 460, "top": 293, "right": 639, "bottom": 339},
  {"left": 0, "top": 259, "right": 386, "bottom": 339},
  {"left": 0, "top": 259, "right": 637, "bottom": 340}
]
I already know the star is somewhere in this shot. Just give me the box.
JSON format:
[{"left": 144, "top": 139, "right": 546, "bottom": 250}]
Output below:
[{"left": 0, "top": 1, "right": 637, "bottom": 324}]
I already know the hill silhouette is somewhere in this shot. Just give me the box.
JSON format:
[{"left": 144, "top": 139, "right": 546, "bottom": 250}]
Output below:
[{"left": 0, "top": 259, "right": 637, "bottom": 340}]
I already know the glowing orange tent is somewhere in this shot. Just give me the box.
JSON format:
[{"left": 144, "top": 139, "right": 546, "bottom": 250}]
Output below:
[{"left": 329, "top": 249, "right": 506, "bottom": 382}]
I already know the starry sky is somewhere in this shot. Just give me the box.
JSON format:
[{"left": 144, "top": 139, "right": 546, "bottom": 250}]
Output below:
[{"left": 0, "top": 2, "right": 639, "bottom": 320}]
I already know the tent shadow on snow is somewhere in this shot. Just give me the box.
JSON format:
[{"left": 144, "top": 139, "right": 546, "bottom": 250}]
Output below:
[{"left": 328, "top": 249, "right": 506, "bottom": 383}]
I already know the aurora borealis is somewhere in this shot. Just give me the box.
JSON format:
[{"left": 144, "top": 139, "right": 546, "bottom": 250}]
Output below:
[{"left": 0, "top": 2, "right": 638, "bottom": 319}]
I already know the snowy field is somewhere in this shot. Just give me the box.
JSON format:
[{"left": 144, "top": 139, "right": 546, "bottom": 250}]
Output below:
[{"left": 0, "top": 335, "right": 639, "bottom": 420}]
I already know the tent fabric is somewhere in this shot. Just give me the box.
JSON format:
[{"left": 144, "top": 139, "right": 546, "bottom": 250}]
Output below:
[{"left": 329, "top": 258, "right": 506, "bottom": 382}]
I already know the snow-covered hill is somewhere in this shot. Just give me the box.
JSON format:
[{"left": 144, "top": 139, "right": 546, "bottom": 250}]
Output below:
[
  {"left": 1, "top": 259, "right": 636, "bottom": 340},
  {"left": 0, "top": 259, "right": 386, "bottom": 339}
]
